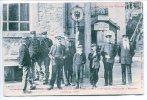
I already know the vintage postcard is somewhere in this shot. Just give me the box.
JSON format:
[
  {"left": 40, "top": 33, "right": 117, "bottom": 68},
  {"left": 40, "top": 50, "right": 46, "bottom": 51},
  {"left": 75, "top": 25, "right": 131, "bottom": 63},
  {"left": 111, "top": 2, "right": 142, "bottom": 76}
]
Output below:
[{"left": 2, "top": 1, "right": 143, "bottom": 96}]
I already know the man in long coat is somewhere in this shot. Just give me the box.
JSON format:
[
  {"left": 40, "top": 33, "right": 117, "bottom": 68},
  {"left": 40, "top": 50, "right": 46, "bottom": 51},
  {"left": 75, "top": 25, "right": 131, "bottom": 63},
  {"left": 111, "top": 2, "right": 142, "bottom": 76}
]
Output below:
[{"left": 118, "top": 34, "right": 136, "bottom": 85}]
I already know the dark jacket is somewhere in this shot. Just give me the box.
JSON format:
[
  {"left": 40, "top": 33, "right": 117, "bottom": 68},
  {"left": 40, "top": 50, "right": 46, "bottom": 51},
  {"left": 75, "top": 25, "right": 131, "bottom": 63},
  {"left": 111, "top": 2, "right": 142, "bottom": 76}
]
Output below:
[
  {"left": 101, "top": 42, "right": 117, "bottom": 63},
  {"left": 88, "top": 52, "right": 100, "bottom": 69},
  {"left": 118, "top": 42, "right": 135, "bottom": 64},
  {"left": 28, "top": 38, "right": 40, "bottom": 59},
  {"left": 73, "top": 53, "right": 86, "bottom": 67},
  {"left": 19, "top": 44, "right": 31, "bottom": 67},
  {"left": 40, "top": 37, "right": 53, "bottom": 58}
]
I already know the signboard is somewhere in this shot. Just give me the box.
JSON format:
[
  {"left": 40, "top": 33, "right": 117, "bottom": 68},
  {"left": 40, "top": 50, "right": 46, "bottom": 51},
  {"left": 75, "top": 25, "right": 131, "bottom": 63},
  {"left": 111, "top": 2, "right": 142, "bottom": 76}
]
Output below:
[
  {"left": 94, "top": 22, "right": 109, "bottom": 30},
  {"left": 98, "top": 15, "right": 109, "bottom": 21},
  {"left": 96, "top": 8, "right": 108, "bottom": 15}
]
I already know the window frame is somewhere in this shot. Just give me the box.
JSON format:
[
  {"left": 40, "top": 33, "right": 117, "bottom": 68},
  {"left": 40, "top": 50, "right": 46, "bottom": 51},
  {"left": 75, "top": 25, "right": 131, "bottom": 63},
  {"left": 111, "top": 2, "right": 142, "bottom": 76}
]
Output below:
[{"left": 3, "top": 3, "right": 30, "bottom": 32}]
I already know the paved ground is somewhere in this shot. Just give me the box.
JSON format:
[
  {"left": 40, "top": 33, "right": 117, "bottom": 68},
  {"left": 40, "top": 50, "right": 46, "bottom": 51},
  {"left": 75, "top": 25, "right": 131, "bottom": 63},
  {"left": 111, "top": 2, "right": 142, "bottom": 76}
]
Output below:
[{"left": 3, "top": 56, "right": 144, "bottom": 96}]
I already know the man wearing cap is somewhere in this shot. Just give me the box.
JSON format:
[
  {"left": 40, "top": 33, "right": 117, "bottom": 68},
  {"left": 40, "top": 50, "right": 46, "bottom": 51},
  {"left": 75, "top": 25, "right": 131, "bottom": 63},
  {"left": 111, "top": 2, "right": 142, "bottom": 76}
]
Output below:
[
  {"left": 18, "top": 37, "right": 36, "bottom": 93},
  {"left": 64, "top": 40, "right": 76, "bottom": 86},
  {"left": 73, "top": 45, "right": 86, "bottom": 89},
  {"left": 48, "top": 35, "right": 66, "bottom": 90},
  {"left": 28, "top": 31, "right": 41, "bottom": 81},
  {"left": 40, "top": 31, "right": 53, "bottom": 84},
  {"left": 88, "top": 43, "right": 101, "bottom": 88},
  {"left": 118, "top": 34, "right": 136, "bottom": 85},
  {"left": 101, "top": 34, "right": 117, "bottom": 86}
]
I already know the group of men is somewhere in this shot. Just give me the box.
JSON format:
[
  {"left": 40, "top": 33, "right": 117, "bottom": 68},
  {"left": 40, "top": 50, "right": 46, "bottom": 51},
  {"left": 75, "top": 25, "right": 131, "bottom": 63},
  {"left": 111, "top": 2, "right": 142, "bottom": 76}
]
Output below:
[{"left": 18, "top": 31, "right": 136, "bottom": 93}]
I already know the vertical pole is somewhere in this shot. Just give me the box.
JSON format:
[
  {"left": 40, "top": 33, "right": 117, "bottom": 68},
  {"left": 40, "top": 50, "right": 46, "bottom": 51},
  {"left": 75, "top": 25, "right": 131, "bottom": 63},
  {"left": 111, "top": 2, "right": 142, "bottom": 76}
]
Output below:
[
  {"left": 84, "top": 3, "right": 91, "bottom": 78},
  {"left": 75, "top": 21, "right": 80, "bottom": 49}
]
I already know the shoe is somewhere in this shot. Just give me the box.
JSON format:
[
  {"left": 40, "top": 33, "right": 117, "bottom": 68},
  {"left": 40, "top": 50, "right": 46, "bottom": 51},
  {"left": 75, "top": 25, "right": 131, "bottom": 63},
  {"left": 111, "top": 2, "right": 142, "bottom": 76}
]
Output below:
[
  {"left": 48, "top": 85, "right": 53, "bottom": 90},
  {"left": 104, "top": 84, "right": 108, "bottom": 86},
  {"left": 72, "top": 83, "right": 75, "bottom": 86},
  {"left": 109, "top": 83, "right": 112, "bottom": 86},
  {"left": 43, "top": 81, "right": 48, "bottom": 85},
  {"left": 23, "top": 90, "right": 31, "bottom": 94},
  {"left": 122, "top": 82, "right": 126, "bottom": 85},
  {"left": 65, "top": 83, "right": 68, "bottom": 86},
  {"left": 57, "top": 86, "right": 62, "bottom": 89},
  {"left": 75, "top": 86, "right": 79, "bottom": 89},
  {"left": 30, "top": 85, "right": 36, "bottom": 90},
  {"left": 93, "top": 84, "right": 97, "bottom": 88}
]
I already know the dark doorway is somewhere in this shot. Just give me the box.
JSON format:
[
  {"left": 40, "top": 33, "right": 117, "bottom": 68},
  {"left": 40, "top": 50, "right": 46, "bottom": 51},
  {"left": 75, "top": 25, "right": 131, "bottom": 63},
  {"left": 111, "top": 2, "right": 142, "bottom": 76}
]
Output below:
[{"left": 91, "top": 30, "right": 97, "bottom": 44}]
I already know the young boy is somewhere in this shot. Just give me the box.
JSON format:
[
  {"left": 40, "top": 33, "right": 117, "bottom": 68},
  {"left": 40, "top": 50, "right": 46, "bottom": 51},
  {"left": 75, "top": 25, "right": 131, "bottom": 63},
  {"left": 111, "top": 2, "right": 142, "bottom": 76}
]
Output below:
[{"left": 73, "top": 45, "right": 86, "bottom": 89}]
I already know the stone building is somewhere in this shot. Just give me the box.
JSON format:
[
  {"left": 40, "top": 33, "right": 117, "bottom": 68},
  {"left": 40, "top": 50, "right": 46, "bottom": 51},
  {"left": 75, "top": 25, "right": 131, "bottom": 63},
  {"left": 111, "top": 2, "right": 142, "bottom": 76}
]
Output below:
[{"left": 3, "top": 2, "right": 128, "bottom": 81}]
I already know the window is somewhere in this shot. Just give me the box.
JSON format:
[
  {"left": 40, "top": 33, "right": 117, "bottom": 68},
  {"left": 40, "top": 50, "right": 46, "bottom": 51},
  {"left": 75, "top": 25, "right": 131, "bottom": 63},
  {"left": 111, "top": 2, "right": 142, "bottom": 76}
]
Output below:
[{"left": 3, "top": 3, "right": 29, "bottom": 31}]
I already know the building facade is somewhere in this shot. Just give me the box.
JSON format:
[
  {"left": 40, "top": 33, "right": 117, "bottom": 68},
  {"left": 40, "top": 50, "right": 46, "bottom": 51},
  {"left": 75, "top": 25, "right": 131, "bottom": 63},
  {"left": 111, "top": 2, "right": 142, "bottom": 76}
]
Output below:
[{"left": 3, "top": 2, "right": 134, "bottom": 81}]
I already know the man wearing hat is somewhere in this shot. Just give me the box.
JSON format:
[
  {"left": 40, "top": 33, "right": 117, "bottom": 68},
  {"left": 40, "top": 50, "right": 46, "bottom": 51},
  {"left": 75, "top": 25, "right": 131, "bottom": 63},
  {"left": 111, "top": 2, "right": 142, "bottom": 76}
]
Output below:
[
  {"left": 64, "top": 39, "right": 76, "bottom": 86},
  {"left": 28, "top": 31, "right": 41, "bottom": 81},
  {"left": 101, "top": 33, "right": 117, "bottom": 86},
  {"left": 118, "top": 34, "right": 136, "bottom": 85},
  {"left": 40, "top": 31, "right": 53, "bottom": 84},
  {"left": 88, "top": 43, "right": 101, "bottom": 88},
  {"left": 48, "top": 35, "right": 66, "bottom": 90},
  {"left": 73, "top": 45, "right": 86, "bottom": 89},
  {"left": 18, "top": 37, "right": 36, "bottom": 93}
]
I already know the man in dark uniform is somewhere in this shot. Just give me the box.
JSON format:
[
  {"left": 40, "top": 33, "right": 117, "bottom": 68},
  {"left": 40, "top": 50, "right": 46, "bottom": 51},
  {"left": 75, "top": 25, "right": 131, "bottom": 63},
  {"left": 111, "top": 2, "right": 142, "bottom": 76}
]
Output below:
[
  {"left": 18, "top": 37, "right": 36, "bottom": 93},
  {"left": 101, "top": 33, "right": 117, "bottom": 86},
  {"left": 73, "top": 45, "right": 86, "bottom": 89},
  {"left": 48, "top": 35, "right": 66, "bottom": 90},
  {"left": 28, "top": 31, "right": 41, "bottom": 81},
  {"left": 40, "top": 31, "right": 53, "bottom": 84},
  {"left": 64, "top": 40, "right": 76, "bottom": 86},
  {"left": 118, "top": 34, "right": 135, "bottom": 85}
]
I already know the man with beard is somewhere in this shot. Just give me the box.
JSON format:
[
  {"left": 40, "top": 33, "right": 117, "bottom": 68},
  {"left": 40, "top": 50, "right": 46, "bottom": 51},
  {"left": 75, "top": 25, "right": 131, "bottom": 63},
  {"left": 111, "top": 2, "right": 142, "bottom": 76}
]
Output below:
[{"left": 118, "top": 34, "right": 136, "bottom": 85}]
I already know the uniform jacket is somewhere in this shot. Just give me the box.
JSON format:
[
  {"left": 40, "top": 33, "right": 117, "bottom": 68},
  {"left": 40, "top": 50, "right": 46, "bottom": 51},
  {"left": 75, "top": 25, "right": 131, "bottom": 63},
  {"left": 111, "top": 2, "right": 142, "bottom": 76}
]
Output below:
[
  {"left": 118, "top": 42, "right": 135, "bottom": 64},
  {"left": 40, "top": 37, "right": 53, "bottom": 58},
  {"left": 101, "top": 42, "right": 117, "bottom": 63},
  {"left": 28, "top": 38, "right": 40, "bottom": 58},
  {"left": 19, "top": 44, "right": 31, "bottom": 67},
  {"left": 88, "top": 52, "right": 100, "bottom": 69}
]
